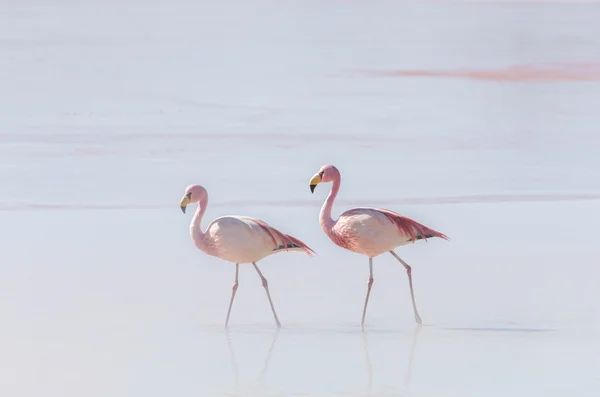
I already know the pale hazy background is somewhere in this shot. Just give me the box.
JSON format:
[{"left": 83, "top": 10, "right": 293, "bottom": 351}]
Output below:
[{"left": 1, "top": 1, "right": 600, "bottom": 396}]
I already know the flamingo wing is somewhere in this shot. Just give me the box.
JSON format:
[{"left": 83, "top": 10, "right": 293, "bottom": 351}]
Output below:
[
  {"left": 241, "top": 217, "right": 316, "bottom": 257},
  {"left": 373, "top": 208, "right": 449, "bottom": 243}
]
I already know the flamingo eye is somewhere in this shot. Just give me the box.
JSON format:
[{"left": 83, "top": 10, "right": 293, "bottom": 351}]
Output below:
[
  {"left": 186, "top": 191, "right": 192, "bottom": 199},
  {"left": 319, "top": 171, "right": 324, "bottom": 178}
]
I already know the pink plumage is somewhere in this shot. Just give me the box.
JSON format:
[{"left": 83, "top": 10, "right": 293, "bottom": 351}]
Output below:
[{"left": 309, "top": 165, "right": 449, "bottom": 327}]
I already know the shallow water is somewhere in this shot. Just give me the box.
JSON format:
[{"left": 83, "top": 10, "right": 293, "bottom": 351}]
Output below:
[{"left": 1, "top": 1, "right": 600, "bottom": 396}]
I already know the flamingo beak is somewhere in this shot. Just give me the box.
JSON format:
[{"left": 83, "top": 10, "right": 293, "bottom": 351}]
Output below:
[
  {"left": 180, "top": 194, "right": 190, "bottom": 213},
  {"left": 309, "top": 174, "right": 321, "bottom": 193}
]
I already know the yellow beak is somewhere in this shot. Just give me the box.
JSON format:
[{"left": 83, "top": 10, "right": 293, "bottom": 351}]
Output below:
[
  {"left": 180, "top": 196, "right": 190, "bottom": 213},
  {"left": 309, "top": 174, "right": 321, "bottom": 193}
]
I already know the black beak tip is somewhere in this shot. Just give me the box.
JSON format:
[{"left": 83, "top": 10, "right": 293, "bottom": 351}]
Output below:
[
  {"left": 180, "top": 206, "right": 186, "bottom": 214},
  {"left": 309, "top": 184, "right": 316, "bottom": 193}
]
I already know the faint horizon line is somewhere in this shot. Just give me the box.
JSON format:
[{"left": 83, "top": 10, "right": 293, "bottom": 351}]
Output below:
[{"left": 2, "top": 193, "right": 600, "bottom": 212}]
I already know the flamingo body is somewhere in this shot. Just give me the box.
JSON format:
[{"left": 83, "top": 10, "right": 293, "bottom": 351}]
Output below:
[
  {"left": 199, "top": 215, "right": 313, "bottom": 263},
  {"left": 326, "top": 207, "right": 447, "bottom": 258}
]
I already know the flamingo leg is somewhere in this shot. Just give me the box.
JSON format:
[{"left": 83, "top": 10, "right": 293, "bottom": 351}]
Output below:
[
  {"left": 252, "top": 262, "right": 282, "bottom": 328},
  {"left": 361, "top": 257, "right": 374, "bottom": 330},
  {"left": 390, "top": 251, "right": 422, "bottom": 325},
  {"left": 225, "top": 263, "right": 240, "bottom": 328}
]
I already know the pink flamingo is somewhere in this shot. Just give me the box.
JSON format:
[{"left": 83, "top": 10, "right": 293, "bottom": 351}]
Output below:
[
  {"left": 308, "top": 165, "right": 449, "bottom": 327},
  {"left": 180, "top": 184, "right": 315, "bottom": 328}
]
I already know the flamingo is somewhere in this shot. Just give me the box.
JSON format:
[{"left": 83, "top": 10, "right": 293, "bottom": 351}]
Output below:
[
  {"left": 180, "top": 184, "right": 315, "bottom": 328},
  {"left": 308, "top": 165, "right": 449, "bottom": 327}
]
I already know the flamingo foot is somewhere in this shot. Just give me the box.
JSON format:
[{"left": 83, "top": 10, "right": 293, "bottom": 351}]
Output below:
[{"left": 414, "top": 313, "right": 422, "bottom": 326}]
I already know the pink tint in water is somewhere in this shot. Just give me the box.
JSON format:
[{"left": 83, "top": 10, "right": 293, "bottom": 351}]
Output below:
[{"left": 361, "top": 62, "right": 600, "bottom": 82}]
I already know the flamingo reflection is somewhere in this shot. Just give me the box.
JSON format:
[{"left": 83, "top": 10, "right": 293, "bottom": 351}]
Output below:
[
  {"left": 225, "top": 329, "right": 280, "bottom": 395},
  {"left": 224, "top": 325, "right": 421, "bottom": 396},
  {"left": 362, "top": 325, "right": 422, "bottom": 396}
]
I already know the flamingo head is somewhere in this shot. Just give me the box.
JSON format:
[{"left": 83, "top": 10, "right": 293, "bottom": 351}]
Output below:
[
  {"left": 309, "top": 164, "right": 340, "bottom": 193},
  {"left": 180, "top": 184, "right": 207, "bottom": 214}
]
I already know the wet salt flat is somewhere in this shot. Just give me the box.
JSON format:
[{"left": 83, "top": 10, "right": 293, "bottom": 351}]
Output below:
[{"left": 1, "top": 0, "right": 600, "bottom": 396}]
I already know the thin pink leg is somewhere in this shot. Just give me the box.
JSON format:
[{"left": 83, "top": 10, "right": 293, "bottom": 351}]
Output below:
[
  {"left": 390, "top": 251, "right": 422, "bottom": 325},
  {"left": 225, "top": 263, "right": 240, "bottom": 328},
  {"left": 361, "top": 257, "right": 374, "bottom": 330},
  {"left": 252, "top": 262, "right": 282, "bottom": 328}
]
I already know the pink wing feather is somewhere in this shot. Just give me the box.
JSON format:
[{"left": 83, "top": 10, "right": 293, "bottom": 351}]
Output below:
[
  {"left": 248, "top": 218, "right": 316, "bottom": 257},
  {"left": 376, "top": 208, "right": 449, "bottom": 243}
]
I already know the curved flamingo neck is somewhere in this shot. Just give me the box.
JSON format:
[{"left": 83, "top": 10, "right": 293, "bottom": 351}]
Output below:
[
  {"left": 320, "top": 174, "right": 340, "bottom": 234},
  {"left": 190, "top": 195, "right": 208, "bottom": 250}
]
